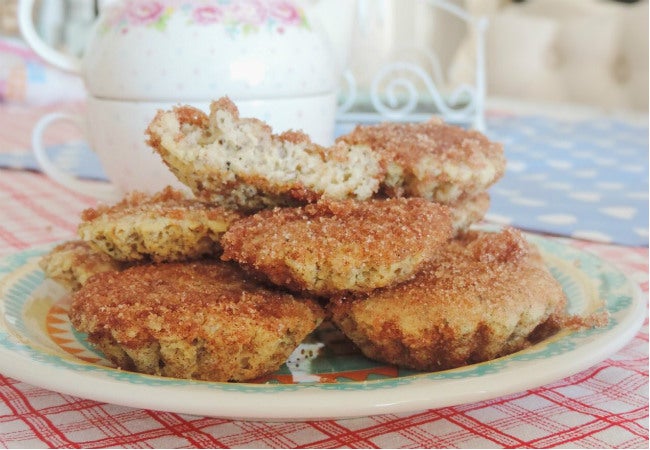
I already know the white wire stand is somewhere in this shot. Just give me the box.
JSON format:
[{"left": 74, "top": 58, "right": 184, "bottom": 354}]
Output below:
[{"left": 336, "top": 0, "right": 488, "bottom": 131}]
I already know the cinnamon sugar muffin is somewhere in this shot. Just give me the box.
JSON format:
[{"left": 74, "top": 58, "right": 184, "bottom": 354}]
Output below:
[
  {"left": 39, "top": 240, "right": 125, "bottom": 291},
  {"left": 328, "top": 228, "right": 568, "bottom": 372},
  {"left": 338, "top": 118, "right": 506, "bottom": 204},
  {"left": 146, "top": 97, "right": 384, "bottom": 211},
  {"left": 69, "top": 260, "right": 325, "bottom": 382},
  {"left": 441, "top": 191, "right": 490, "bottom": 234},
  {"left": 78, "top": 186, "right": 242, "bottom": 262},
  {"left": 221, "top": 197, "right": 453, "bottom": 296}
]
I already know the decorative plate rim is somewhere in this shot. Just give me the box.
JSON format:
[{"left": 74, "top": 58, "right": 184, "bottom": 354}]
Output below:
[{"left": 0, "top": 235, "right": 644, "bottom": 421}]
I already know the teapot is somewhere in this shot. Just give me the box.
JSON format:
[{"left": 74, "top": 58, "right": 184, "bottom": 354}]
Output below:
[{"left": 18, "top": 0, "right": 356, "bottom": 199}]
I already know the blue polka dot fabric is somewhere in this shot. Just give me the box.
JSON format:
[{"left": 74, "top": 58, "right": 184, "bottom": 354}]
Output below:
[{"left": 485, "top": 115, "right": 648, "bottom": 246}]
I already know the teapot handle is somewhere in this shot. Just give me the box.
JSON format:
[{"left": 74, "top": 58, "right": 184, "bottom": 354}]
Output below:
[{"left": 17, "top": 0, "right": 82, "bottom": 74}]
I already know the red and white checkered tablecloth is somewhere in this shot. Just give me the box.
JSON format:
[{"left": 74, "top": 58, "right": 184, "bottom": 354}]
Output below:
[{"left": 0, "top": 105, "right": 648, "bottom": 448}]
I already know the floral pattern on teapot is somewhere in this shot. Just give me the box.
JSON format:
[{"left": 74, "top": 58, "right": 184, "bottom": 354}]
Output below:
[{"left": 101, "top": 0, "right": 310, "bottom": 35}]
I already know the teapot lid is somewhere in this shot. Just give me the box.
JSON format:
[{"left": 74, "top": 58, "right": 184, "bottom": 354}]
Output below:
[{"left": 82, "top": 1, "right": 337, "bottom": 101}]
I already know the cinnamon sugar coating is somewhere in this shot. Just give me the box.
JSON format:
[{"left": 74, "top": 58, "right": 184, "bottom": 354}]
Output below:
[
  {"left": 78, "top": 186, "right": 242, "bottom": 262},
  {"left": 329, "top": 228, "right": 569, "bottom": 372},
  {"left": 221, "top": 197, "right": 453, "bottom": 296},
  {"left": 338, "top": 118, "right": 506, "bottom": 204},
  {"left": 69, "top": 260, "right": 325, "bottom": 382}
]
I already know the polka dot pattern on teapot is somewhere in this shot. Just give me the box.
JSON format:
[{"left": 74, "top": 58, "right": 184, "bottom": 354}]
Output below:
[{"left": 80, "top": 0, "right": 337, "bottom": 102}]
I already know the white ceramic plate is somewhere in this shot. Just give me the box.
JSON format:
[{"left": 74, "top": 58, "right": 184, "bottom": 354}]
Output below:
[{"left": 0, "top": 235, "right": 644, "bottom": 421}]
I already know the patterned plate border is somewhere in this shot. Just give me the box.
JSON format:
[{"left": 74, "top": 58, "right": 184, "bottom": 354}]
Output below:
[{"left": 0, "top": 235, "right": 644, "bottom": 420}]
